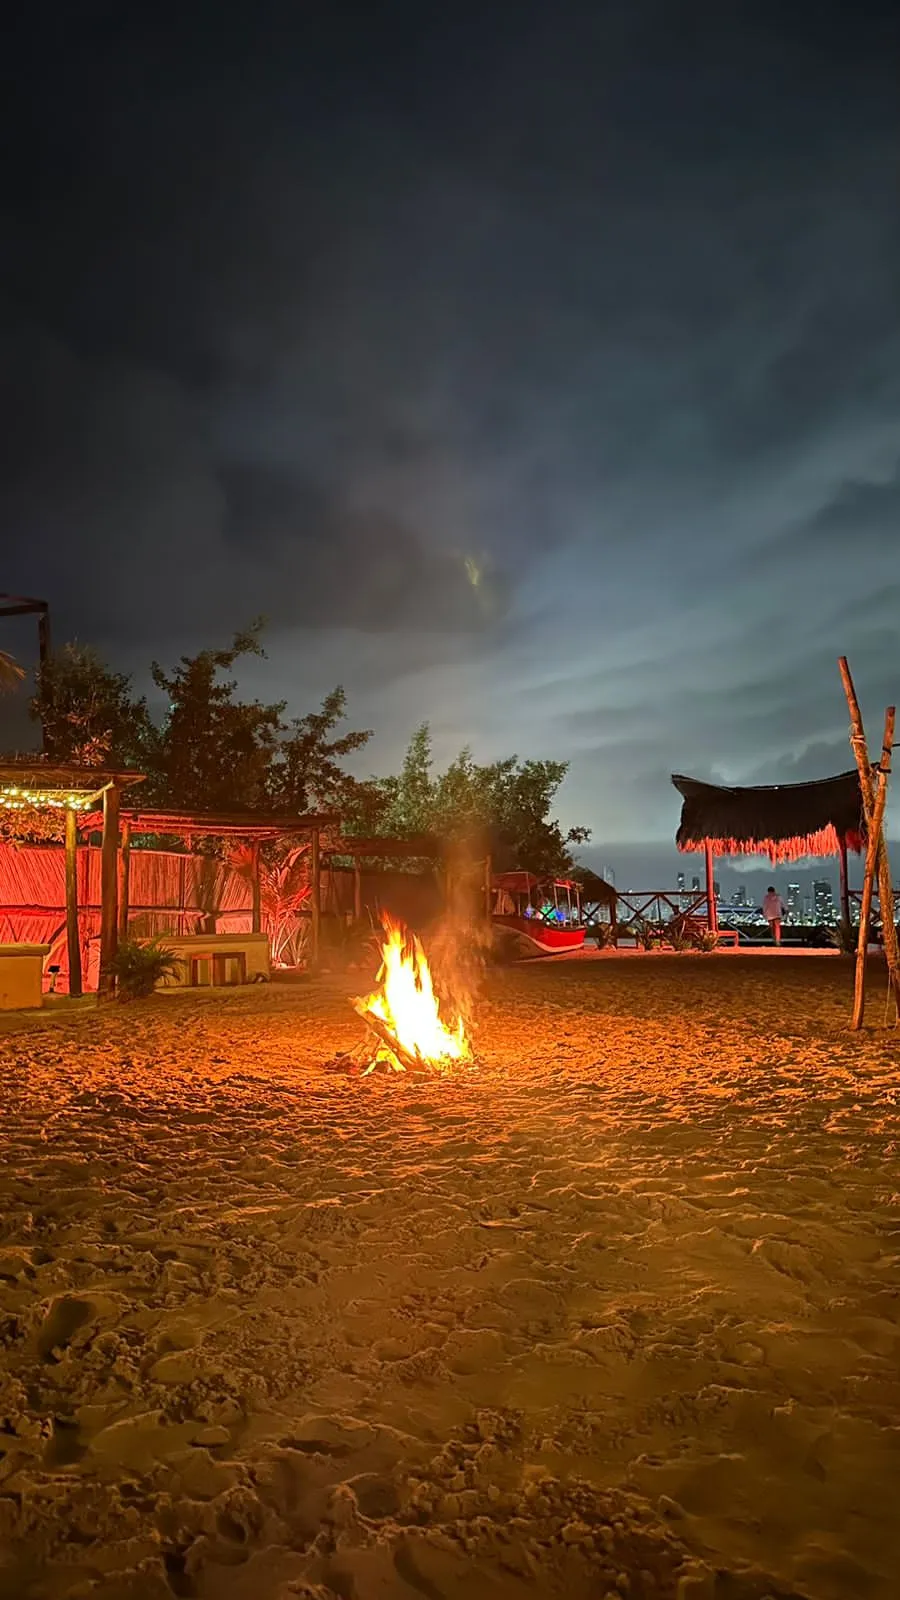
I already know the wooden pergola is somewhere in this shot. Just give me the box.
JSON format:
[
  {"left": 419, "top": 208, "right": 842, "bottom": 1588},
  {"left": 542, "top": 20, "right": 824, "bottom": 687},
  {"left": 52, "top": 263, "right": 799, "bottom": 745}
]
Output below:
[
  {"left": 0, "top": 761, "right": 338, "bottom": 995},
  {"left": 0, "top": 759, "right": 146, "bottom": 999},
  {"left": 327, "top": 834, "right": 444, "bottom": 919},
  {"left": 91, "top": 805, "right": 340, "bottom": 990},
  {"left": 671, "top": 769, "right": 867, "bottom": 930}
]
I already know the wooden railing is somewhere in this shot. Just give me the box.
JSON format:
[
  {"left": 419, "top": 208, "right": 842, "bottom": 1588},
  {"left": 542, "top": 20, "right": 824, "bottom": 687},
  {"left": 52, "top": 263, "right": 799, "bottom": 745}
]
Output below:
[{"left": 582, "top": 889, "right": 713, "bottom": 939}]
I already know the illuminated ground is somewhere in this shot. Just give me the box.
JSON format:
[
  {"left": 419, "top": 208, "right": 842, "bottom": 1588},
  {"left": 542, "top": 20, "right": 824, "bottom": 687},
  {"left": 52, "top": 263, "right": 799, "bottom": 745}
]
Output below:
[{"left": 1, "top": 956, "right": 898, "bottom": 1599}]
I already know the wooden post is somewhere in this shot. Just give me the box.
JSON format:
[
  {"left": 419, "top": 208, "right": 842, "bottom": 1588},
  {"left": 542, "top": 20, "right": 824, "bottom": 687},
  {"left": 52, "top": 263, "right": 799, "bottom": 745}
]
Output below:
[
  {"left": 839, "top": 657, "right": 900, "bottom": 1019},
  {"left": 353, "top": 860, "right": 362, "bottom": 921},
  {"left": 65, "top": 807, "right": 83, "bottom": 999},
  {"left": 118, "top": 818, "right": 131, "bottom": 944},
  {"left": 37, "top": 604, "right": 51, "bottom": 669},
  {"left": 98, "top": 783, "right": 120, "bottom": 998},
  {"left": 310, "top": 828, "right": 321, "bottom": 968},
  {"left": 851, "top": 707, "right": 894, "bottom": 1029},
  {"left": 838, "top": 834, "right": 850, "bottom": 931},
  {"left": 250, "top": 841, "right": 262, "bottom": 934},
  {"left": 704, "top": 839, "right": 718, "bottom": 933},
  {"left": 484, "top": 854, "right": 492, "bottom": 921}
]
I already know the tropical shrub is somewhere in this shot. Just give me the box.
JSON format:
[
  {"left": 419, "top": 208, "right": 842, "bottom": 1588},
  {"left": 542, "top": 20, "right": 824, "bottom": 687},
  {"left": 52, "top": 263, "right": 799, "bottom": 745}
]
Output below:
[
  {"left": 107, "top": 938, "right": 182, "bottom": 999},
  {"left": 692, "top": 929, "right": 719, "bottom": 953}
]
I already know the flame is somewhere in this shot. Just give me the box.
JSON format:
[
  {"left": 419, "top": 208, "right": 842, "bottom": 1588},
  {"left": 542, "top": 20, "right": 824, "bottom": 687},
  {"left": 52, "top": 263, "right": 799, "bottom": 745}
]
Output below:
[{"left": 353, "top": 915, "right": 471, "bottom": 1073}]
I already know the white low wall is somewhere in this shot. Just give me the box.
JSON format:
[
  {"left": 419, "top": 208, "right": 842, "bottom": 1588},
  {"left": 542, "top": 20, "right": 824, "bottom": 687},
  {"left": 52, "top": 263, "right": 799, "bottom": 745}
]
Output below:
[{"left": 159, "top": 933, "right": 270, "bottom": 988}]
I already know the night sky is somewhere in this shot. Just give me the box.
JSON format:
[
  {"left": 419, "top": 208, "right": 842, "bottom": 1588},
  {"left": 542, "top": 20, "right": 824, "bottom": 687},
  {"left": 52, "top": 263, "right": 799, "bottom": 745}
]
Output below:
[{"left": 2, "top": 2, "right": 898, "bottom": 883}]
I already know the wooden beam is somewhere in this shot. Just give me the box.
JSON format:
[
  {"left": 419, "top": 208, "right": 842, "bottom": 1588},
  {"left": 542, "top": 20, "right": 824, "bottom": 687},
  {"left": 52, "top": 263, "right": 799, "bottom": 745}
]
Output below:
[
  {"left": 98, "top": 783, "right": 120, "bottom": 998},
  {"left": 65, "top": 807, "right": 83, "bottom": 999},
  {"left": 117, "top": 818, "right": 131, "bottom": 944},
  {"left": 37, "top": 604, "right": 51, "bottom": 668},
  {"left": 310, "top": 827, "right": 321, "bottom": 968},
  {"left": 840, "top": 656, "right": 900, "bottom": 1022},
  {"left": 250, "top": 841, "right": 262, "bottom": 934},
  {"left": 851, "top": 707, "right": 894, "bottom": 1029}
]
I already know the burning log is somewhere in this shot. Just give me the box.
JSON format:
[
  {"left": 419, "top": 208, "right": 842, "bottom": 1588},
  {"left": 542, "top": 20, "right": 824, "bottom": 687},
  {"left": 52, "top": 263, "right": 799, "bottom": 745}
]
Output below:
[{"left": 353, "top": 1003, "right": 423, "bottom": 1073}]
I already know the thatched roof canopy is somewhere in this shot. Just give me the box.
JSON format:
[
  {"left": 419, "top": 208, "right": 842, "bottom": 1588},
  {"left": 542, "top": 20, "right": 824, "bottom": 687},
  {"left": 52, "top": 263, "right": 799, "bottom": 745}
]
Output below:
[
  {"left": 672, "top": 770, "right": 866, "bottom": 863},
  {"left": 572, "top": 868, "right": 618, "bottom": 908}
]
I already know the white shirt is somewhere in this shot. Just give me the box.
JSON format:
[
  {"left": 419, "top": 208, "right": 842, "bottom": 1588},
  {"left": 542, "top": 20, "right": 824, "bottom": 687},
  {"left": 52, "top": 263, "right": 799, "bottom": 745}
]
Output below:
[{"left": 762, "top": 891, "right": 784, "bottom": 921}]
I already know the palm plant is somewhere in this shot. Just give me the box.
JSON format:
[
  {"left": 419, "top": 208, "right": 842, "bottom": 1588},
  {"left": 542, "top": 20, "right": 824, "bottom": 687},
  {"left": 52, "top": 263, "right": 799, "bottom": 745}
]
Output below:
[
  {"left": 107, "top": 938, "right": 182, "bottom": 999},
  {"left": 228, "top": 842, "right": 312, "bottom": 967}
]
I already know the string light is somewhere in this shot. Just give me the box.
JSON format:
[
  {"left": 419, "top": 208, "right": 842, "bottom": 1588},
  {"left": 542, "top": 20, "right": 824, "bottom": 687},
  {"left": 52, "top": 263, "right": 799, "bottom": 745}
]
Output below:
[{"left": 0, "top": 786, "right": 95, "bottom": 812}]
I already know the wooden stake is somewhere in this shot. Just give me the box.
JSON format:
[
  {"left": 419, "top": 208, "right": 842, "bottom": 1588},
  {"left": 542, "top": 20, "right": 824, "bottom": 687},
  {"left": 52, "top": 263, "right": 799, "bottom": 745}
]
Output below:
[
  {"left": 98, "top": 783, "right": 120, "bottom": 999},
  {"left": 851, "top": 706, "right": 894, "bottom": 1029},
  {"left": 250, "top": 840, "right": 262, "bottom": 934},
  {"left": 839, "top": 656, "right": 900, "bottom": 1020},
  {"left": 704, "top": 839, "right": 718, "bottom": 933},
  {"left": 65, "top": 806, "right": 83, "bottom": 999},
  {"left": 310, "top": 827, "right": 321, "bottom": 969}
]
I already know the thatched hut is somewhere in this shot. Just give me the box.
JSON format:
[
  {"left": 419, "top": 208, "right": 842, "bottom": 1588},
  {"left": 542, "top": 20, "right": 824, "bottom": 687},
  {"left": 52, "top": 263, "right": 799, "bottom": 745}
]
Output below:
[{"left": 671, "top": 770, "right": 867, "bottom": 929}]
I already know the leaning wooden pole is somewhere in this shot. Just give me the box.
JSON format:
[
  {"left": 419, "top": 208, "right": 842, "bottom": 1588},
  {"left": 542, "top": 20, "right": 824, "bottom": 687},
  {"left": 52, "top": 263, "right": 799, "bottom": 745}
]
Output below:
[
  {"left": 851, "top": 707, "right": 894, "bottom": 1030},
  {"left": 839, "top": 657, "right": 900, "bottom": 1019}
]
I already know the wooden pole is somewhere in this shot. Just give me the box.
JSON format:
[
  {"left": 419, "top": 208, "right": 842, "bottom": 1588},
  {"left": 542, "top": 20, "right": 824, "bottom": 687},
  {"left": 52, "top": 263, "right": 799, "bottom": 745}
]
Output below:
[
  {"left": 353, "top": 860, "right": 362, "bottom": 921},
  {"left": 98, "top": 783, "right": 120, "bottom": 998},
  {"left": 851, "top": 706, "right": 894, "bottom": 1029},
  {"left": 250, "top": 841, "right": 262, "bottom": 934},
  {"left": 704, "top": 839, "right": 718, "bottom": 933},
  {"left": 117, "top": 818, "right": 131, "bottom": 944},
  {"left": 65, "top": 807, "right": 83, "bottom": 999},
  {"left": 839, "top": 656, "right": 900, "bottom": 1018},
  {"left": 310, "top": 827, "right": 321, "bottom": 968},
  {"left": 484, "top": 854, "right": 492, "bottom": 920},
  {"left": 838, "top": 835, "right": 850, "bottom": 931}
]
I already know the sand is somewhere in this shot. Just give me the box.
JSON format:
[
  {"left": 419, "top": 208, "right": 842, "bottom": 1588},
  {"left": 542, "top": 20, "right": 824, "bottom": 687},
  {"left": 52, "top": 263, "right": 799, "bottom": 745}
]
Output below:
[{"left": 0, "top": 954, "right": 898, "bottom": 1600}]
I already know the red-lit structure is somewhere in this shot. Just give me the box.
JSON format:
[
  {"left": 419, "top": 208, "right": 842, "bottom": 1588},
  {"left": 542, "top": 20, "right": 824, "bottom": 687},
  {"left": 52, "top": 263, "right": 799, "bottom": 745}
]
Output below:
[
  {"left": 0, "top": 760, "right": 337, "bottom": 994},
  {"left": 671, "top": 770, "right": 867, "bottom": 931}
]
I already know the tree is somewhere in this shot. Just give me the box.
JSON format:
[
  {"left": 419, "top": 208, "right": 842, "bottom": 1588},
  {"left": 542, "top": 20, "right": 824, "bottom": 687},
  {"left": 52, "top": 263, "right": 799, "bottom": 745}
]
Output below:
[
  {"left": 369, "top": 724, "right": 590, "bottom": 875},
  {"left": 31, "top": 644, "right": 154, "bottom": 767},
  {"left": 268, "top": 686, "right": 374, "bottom": 814},
  {"left": 148, "top": 622, "right": 285, "bottom": 810}
]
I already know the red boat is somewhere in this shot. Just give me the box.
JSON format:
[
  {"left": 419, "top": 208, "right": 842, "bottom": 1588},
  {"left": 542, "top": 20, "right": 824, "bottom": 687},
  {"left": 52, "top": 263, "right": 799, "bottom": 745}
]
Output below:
[{"left": 491, "top": 871, "right": 586, "bottom": 956}]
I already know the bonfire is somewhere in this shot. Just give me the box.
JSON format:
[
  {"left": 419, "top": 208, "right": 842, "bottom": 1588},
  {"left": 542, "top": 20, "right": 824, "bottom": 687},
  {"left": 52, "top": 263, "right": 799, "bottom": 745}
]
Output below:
[{"left": 351, "top": 915, "right": 472, "bottom": 1075}]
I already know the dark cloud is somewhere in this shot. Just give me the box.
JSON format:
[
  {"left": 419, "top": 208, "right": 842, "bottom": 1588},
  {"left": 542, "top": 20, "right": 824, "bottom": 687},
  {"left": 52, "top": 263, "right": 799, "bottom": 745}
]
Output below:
[{"left": 1, "top": 1, "right": 898, "bottom": 861}]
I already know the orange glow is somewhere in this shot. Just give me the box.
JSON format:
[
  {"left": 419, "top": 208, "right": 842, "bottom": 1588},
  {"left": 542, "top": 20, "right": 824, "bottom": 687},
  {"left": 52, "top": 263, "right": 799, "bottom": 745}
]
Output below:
[{"left": 353, "top": 915, "right": 471, "bottom": 1074}]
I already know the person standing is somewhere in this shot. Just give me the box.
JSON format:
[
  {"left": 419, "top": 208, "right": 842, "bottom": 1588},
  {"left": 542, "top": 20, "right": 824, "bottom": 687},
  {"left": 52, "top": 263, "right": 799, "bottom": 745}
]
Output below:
[{"left": 762, "top": 886, "right": 785, "bottom": 945}]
